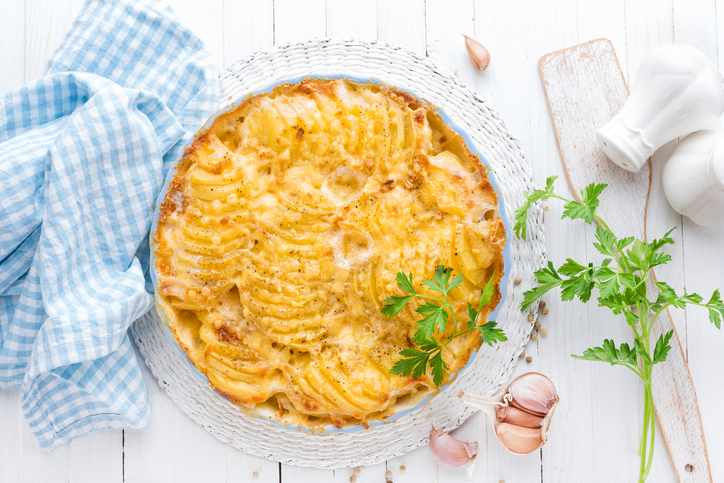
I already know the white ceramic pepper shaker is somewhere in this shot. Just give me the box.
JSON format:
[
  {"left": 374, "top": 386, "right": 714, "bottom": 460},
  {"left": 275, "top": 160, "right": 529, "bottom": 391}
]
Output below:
[
  {"left": 663, "top": 129, "right": 724, "bottom": 226},
  {"left": 597, "top": 44, "right": 724, "bottom": 173}
]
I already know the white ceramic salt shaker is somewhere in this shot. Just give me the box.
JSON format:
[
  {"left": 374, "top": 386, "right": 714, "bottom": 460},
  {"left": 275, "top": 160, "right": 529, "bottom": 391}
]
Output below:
[
  {"left": 596, "top": 44, "right": 724, "bottom": 173},
  {"left": 662, "top": 129, "right": 724, "bottom": 226}
]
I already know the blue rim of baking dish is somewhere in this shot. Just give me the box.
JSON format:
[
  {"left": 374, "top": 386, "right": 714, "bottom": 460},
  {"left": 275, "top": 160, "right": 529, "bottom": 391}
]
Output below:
[{"left": 149, "top": 74, "right": 512, "bottom": 435}]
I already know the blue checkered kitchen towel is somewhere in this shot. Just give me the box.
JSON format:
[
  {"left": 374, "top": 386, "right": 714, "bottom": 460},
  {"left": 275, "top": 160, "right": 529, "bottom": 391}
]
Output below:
[{"left": 0, "top": 0, "right": 219, "bottom": 450}]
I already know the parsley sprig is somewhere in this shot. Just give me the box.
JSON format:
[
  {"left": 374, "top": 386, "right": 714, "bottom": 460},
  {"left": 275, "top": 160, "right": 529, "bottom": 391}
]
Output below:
[
  {"left": 382, "top": 265, "right": 506, "bottom": 386},
  {"left": 515, "top": 176, "right": 724, "bottom": 482}
]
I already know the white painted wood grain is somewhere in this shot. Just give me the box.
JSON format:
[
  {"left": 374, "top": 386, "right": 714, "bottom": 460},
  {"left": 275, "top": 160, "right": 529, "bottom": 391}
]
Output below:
[
  {"left": 0, "top": 388, "right": 25, "bottom": 483},
  {"left": 623, "top": 3, "right": 690, "bottom": 482},
  {"left": 327, "top": 0, "right": 377, "bottom": 39},
  {"left": 425, "top": 0, "right": 477, "bottom": 89},
  {"left": 471, "top": 1, "right": 600, "bottom": 482},
  {"left": 376, "top": 0, "right": 426, "bottom": 55},
  {"left": 0, "top": 0, "right": 24, "bottom": 93},
  {"left": 0, "top": 386, "right": 123, "bottom": 483},
  {"left": 274, "top": 0, "right": 326, "bottom": 45},
  {"left": 223, "top": 0, "right": 274, "bottom": 68},
  {"left": 169, "top": 0, "right": 224, "bottom": 66},
  {"left": 474, "top": 1, "right": 602, "bottom": 480},
  {"left": 677, "top": 1, "right": 724, "bottom": 482},
  {"left": 3, "top": 0, "right": 724, "bottom": 482},
  {"left": 24, "top": 0, "right": 84, "bottom": 80}
]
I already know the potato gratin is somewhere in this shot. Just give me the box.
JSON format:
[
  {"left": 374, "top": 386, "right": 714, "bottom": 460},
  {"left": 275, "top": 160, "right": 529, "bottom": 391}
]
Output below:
[{"left": 154, "top": 78, "right": 506, "bottom": 429}]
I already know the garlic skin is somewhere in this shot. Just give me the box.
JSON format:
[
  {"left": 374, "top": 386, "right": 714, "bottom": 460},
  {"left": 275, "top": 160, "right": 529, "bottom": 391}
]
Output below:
[
  {"left": 461, "top": 372, "right": 559, "bottom": 455},
  {"left": 508, "top": 372, "right": 558, "bottom": 416},
  {"left": 429, "top": 425, "right": 479, "bottom": 467},
  {"left": 463, "top": 35, "right": 491, "bottom": 72}
]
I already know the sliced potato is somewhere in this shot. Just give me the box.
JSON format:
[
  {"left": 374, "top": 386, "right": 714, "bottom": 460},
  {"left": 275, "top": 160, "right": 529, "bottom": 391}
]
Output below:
[{"left": 453, "top": 224, "right": 485, "bottom": 286}]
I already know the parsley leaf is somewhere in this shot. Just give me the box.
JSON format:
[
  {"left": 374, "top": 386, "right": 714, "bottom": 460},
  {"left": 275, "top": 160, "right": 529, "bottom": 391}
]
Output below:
[
  {"left": 649, "top": 227, "right": 676, "bottom": 252},
  {"left": 381, "top": 295, "right": 415, "bottom": 319},
  {"left": 593, "top": 225, "right": 616, "bottom": 256},
  {"left": 415, "top": 302, "right": 448, "bottom": 338},
  {"left": 560, "top": 266, "right": 595, "bottom": 303},
  {"left": 562, "top": 183, "right": 607, "bottom": 224},
  {"left": 423, "top": 265, "right": 462, "bottom": 294},
  {"left": 706, "top": 290, "right": 724, "bottom": 329},
  {"left": 572, "top": 339, "right": 639, "bottom": 372},
  {"left": 429, "top": 350, "right": 449, "bottom": 386},
  {"left": 521, "top": 261, "right": 563, "bottom": 310},
  {"left": 478, "top": 273, "right": 496, "bottom": 311},
  {"left": 616, "top": 236, "right": 634, "bottom": 251},
  {"left": 514, "top": 176, "right": 558, "bottom": 240},
  {"left": 391, "top": 347, "right": 430, "bottom": 379},
  {"left": 396, "top": 271, "right": 416, "bottom": 294},
  {"left": 596, "top": 273, "right": 621, "bottom": 300},
  {"left": 652, "top": 330, "right": 674, "bottom": 365},
  {"left": 476, "top": 321, "right": 507, "bottom": 345},
  {"left": 467, "top": 302, "right": 479, "bottom": 328},
  {"left": 559, "top": 258, "right": 589, "bottom": 277}
]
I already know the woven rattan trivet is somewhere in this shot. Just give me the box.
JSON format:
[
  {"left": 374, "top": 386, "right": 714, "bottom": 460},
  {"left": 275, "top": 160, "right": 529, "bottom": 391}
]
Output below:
[{"left": 131, "top": 38, "right": 545, "bottom": 468}]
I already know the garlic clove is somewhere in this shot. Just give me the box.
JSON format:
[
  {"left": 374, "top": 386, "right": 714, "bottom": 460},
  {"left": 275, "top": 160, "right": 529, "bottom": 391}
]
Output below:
[
  {"left": 496, "top": 405, "right": 545, "bottom": 429},
  {"left": 508, "top": 372, "right": 559, "bottom": 417},
  {"left": 463, "top": 35, "right": 491, "bottom": 72},
  {"left": 510, "top": 398, "right": 547, "bottom": 418},
  {"left": 429, "top": 425, "right": 479, "bottom": 467},
  {"left": 495, "top": 423, "right": 544, "bottom": 455}
]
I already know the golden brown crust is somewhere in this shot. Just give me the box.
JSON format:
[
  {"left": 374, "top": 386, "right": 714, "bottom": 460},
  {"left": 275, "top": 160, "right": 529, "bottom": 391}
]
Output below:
[{"left": 154, "top": 78, "right": 506, "bottom": 429}]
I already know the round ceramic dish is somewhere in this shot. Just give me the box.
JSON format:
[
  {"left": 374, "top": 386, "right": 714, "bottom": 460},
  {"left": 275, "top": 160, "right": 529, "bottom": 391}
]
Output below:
[
  {"left": 147, "top": 73, "right": 512, "bottom": 434},
  {"left": 131, "top": 39, "right": 545, "bottom": 468}
]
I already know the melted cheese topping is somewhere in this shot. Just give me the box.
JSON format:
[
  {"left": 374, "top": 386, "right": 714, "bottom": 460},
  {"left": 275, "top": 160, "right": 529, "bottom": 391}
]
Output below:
[{"left": 154, "top": 79, "right": 506, "bottom": 429}]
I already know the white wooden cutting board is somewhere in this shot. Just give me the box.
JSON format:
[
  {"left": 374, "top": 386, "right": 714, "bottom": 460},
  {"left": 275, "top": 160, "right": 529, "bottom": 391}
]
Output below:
[{"left": 539, "top": 38, "right": 711, "bottom": 483}]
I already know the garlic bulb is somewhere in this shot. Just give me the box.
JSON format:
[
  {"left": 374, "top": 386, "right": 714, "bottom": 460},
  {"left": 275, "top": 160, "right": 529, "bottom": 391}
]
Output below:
[
  {"left": 462, "top": 372, "right": 559, "bottom": 454},
  {"left": 463, "top": 35, "right": 491, "bottom": 72}
]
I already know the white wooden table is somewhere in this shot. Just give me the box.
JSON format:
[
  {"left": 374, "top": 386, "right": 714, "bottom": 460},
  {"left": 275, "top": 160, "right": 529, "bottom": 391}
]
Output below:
[{"left": 2, "top": 0, "right": 724, "bottom": 481}]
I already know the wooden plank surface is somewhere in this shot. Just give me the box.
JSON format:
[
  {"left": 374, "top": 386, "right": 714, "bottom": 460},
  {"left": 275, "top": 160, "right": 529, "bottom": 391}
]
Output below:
[{"left": 2, "top": 0, "right": 724, "bottom": 482}]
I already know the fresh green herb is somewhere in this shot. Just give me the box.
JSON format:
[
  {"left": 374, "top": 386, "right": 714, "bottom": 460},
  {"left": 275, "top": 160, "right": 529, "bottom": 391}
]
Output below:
[
  {"left": 515, "top": 177, "right": 724, "bottom": 483},
  {"left": 382, "top": 265, "right": 506, "bottom": 386}
]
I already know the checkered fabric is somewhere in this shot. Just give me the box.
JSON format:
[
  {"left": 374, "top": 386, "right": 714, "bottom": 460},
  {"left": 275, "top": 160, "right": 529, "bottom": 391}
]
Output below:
[{"left": 0, "top": 0, "right": 219, "bottom": 450}]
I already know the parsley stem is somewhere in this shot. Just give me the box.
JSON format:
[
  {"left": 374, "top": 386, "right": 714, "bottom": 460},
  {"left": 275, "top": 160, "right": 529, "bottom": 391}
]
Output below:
[
  {"left": 626, "top": 363, "right": 645, "bottom": 380},
  {"left": 593, "top": 213, "right": 614, "bottom": 234},
  {"left": 639, "top": 372, "right": 655, "bottom": 482},
  {"left": 445, "top": 327, "right": 471, "bottom": 346},
  {"left": 651, "top": 303, "right": 670, "bottom": 326},
  {"left": 636, "top": 301, "right": 646, "bottom": 335},
  {"left": 443, "top": 292, "right": 459, "bottom": 336},
  {"left": 632, "top": 278, "right": 648, "bottom": 293},
  {"left": 624, "top": 305, "right": 643, "bottom": 342},
  {"left": 441, "top": 311, "right": 488, "bottom": 348},
  {"left": 548, "top": 192, "right": 615, "bottom": 233},
  {"left": 415, "top": 294, "right": 446, "bottom": 304}
]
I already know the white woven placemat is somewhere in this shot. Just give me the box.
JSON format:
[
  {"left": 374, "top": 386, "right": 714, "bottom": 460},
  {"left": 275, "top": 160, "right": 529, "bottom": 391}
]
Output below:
[{"left": 131, "top": 38, "right": 545, "bottom": 469}]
